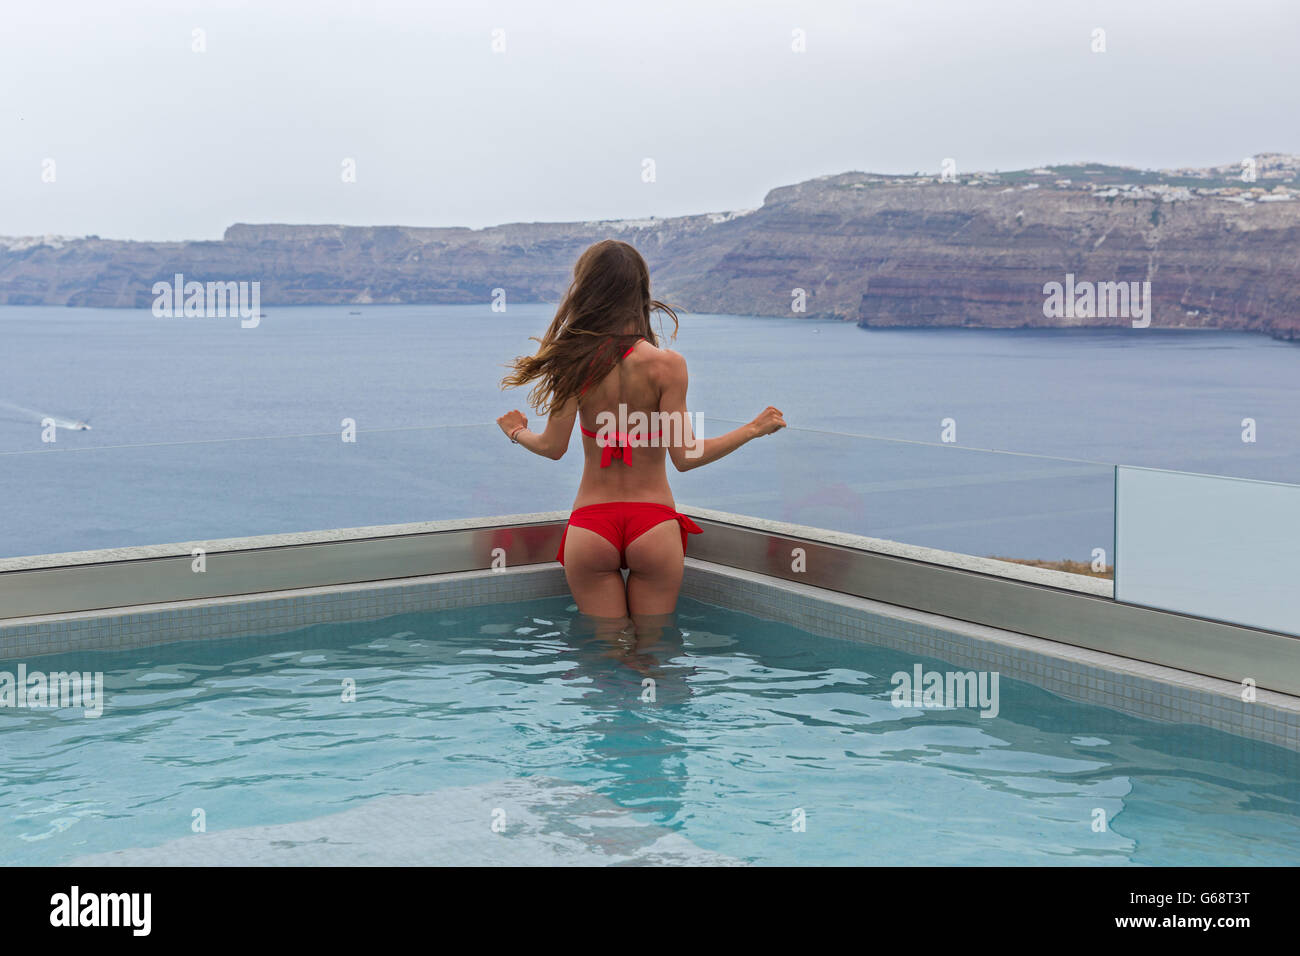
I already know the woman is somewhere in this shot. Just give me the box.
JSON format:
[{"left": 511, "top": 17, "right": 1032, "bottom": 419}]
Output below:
[{"left": 498, "top": 240, "right": 785, "bottom": 629}]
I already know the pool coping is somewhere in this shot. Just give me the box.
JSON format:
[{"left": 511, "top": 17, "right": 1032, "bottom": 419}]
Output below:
[
  {"left": 0, "top": 505, "right": 1111, "bottom": 596},
  {"left": 683, "top": 506, "right": 1112, "bottom": 596},
  {"left": 0, "top": 511, "right": 573, "bottom": 572},
  {"left": 2, "top": 559, "right": 1296, "bottom": 752},
  {"left": 0, "top": 564, "right": 571, "bottom": 657},
  {"left": 3, "top": 508, "right": 1296, "bottom": 698},
  {"left": 681, "top": 558, "right": 1300, "bottom": 752}
]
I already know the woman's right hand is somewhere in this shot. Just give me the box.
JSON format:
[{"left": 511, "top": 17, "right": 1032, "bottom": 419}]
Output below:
[
  {"left": 497, "top": 409, "right": 528, "bottom": 441},
  {"left": 749, "top": 406, "right": 787, "bottom": 437}
]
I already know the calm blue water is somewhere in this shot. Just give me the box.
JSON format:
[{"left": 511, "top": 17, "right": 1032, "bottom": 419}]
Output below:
[
  {"left": 2, "top": 304, "right": 1297, "bottom": 562},
  {"left": 2, "top": 595, "right": 1296, "bottom": 866}
]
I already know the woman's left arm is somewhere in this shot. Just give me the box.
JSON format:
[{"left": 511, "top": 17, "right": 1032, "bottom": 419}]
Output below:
[{"left": 497, "top": 399, "right": 577, "bottom": 460}]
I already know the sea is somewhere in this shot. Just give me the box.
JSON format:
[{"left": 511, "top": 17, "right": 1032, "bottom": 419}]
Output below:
[{"left": 2, "top": 304, "right": 1297, "bottom": 563}]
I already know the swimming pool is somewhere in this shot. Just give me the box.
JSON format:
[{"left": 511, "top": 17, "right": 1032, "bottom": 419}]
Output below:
[{"left": 3, "top": 594, "right": 1298, "bottom": 866}]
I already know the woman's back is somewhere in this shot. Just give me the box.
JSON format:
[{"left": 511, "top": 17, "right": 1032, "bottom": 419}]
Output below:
[{"left": 573, "top": 337, "right": 675, "bottom": 509}]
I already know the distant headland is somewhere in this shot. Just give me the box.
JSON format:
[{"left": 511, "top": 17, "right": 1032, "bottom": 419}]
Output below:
[{"left": 3, "top": 154, "right": 1299, "bottom": 340}]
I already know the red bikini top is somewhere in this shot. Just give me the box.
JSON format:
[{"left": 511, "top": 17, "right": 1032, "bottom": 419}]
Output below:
[{"left": 579, "top": 337, "right": 661, "bottom": 467}]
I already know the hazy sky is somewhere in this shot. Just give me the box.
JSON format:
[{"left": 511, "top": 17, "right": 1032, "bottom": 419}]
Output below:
[{"left": 4, "top": 0, "right": 1298, "bottom": 241}]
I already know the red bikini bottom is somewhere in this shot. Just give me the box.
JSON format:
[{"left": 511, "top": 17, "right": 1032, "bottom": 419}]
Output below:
[{"left": 556, "top": 501, "right": 703, "bottom": 569}]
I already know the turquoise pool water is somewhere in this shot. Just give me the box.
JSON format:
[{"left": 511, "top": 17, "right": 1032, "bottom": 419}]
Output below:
[{"left": 3, "top": 595, "right": 1298, "bottom": 866}]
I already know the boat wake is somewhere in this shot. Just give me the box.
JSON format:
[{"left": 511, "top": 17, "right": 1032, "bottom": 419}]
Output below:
[{"left": 0, "top": 400, "right": 92, "bottom": 430}]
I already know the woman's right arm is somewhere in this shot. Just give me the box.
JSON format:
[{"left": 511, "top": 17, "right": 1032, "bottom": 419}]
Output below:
[{"left": 658, "top": 350, "right": 785, "bottom": 472}]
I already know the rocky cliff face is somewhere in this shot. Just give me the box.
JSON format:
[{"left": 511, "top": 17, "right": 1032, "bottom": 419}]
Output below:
[
  {"left": 694, "top": 172, "right": 1300, "bottom": 340},
  {"left": 3, "top": 159, "right": 1299, "bottom": 339}
]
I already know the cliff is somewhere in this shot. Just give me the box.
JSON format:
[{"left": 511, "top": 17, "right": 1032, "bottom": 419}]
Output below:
[{"left": 3, "top": 156, "right": 1299, "bottom": 339}]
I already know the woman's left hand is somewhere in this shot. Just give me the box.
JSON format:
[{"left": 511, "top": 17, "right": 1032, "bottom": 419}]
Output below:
[{"left": 497, "top": 409, "right": 527, "bottom": 441}]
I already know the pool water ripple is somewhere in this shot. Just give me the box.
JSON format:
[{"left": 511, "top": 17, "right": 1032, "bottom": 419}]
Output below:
[{"left": 1, "top": 596, "right": 1298, "bottom": 865}]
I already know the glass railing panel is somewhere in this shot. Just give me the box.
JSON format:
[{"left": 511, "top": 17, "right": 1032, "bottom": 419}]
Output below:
[
  {"left": 3, "top": 413, "right": 1116, "bottom": 588},
  {"left": 675, "top": 422, "right": 1115, "bottom": 579},
  {"left": 0, "top": 424, "right": 576, "bottom": 562},
  {"left": 1115, "top": 465, "right": 1300, "bottom": 636}
]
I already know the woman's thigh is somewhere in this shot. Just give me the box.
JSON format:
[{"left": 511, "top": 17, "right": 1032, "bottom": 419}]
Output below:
[
  {"left": 562, "top": 525, "right": 628, "bottom": 618},
  {"left": 624, "top": 520, "right": 685, "bottom": 616}
]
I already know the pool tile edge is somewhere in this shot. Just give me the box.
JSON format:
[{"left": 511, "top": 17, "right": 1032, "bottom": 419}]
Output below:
[
  {"left": 682, "top": 558, "right": 1300, "bottom": 753},
  {"left": 0, "top": 564, "right": 571, "bottom": 658}
]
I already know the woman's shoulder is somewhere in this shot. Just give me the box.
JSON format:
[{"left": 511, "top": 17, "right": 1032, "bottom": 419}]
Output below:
[
  {"left": 640, "top": 338, "right": 682, "bottom": 359},
  {"left": 641, "top": 343, "right": 686, "bottom": 385}
]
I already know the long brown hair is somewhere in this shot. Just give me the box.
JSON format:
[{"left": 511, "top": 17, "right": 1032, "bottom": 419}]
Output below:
[{"left": 501, "top": 240, "right": 678, "bottom": 414}]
